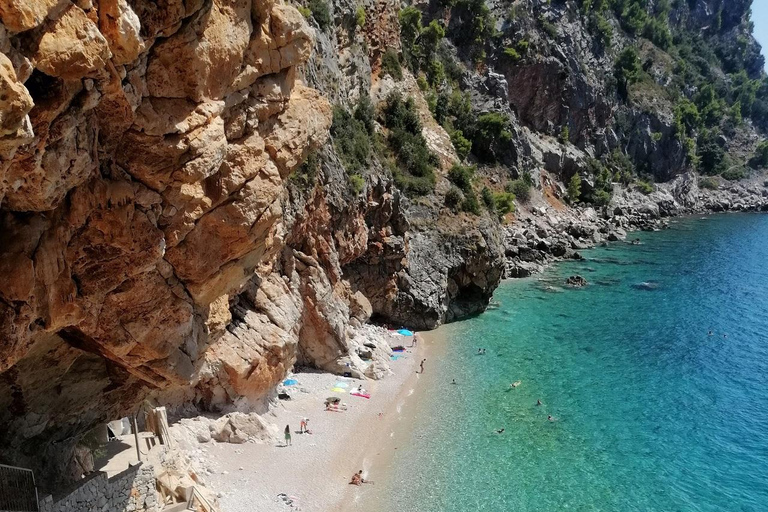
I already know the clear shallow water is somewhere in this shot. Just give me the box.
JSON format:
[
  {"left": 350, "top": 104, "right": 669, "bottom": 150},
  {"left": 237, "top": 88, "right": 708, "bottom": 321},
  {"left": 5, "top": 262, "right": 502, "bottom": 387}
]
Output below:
[{"left": 379, "top": 214, "right": 768, "bottom": 512}]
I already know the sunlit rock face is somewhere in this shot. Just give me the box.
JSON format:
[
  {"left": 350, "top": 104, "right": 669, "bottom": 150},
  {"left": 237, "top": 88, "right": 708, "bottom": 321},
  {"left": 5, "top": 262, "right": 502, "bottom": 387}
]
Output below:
[{"left": 0, "top": 0, "right": 332, "bottom": 489}]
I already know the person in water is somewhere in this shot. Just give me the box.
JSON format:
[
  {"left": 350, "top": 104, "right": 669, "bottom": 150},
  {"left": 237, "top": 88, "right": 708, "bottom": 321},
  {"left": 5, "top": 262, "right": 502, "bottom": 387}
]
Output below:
[
  {"left": 708, "top": 331, "right": 713, "bottom": 336},
  {"left": 536, "top": 399, "right": 542, "bottom": 406},
  {"left": 495, "top": 428, "right": 505, "bottom": 434},
  {"left": 284, "top": 424, "right": 292, "bottom": 445},
  {"left": 451, "top": 379, "right": 457, "bottom": 385},
  {"left": 547, "top": 415, "right": 557, "bottom": 422}
]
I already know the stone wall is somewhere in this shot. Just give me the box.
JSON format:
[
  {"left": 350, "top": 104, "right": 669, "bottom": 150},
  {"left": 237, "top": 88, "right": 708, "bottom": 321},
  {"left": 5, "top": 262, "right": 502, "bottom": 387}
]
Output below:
[{"left": 38, "top": 463, "right": 156, "bottom": 512}]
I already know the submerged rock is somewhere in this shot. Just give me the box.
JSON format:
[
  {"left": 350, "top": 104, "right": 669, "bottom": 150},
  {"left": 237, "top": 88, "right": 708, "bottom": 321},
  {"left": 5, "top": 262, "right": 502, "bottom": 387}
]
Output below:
[{"left": 565, "top": 275, "right": 589, "bottom": 287}]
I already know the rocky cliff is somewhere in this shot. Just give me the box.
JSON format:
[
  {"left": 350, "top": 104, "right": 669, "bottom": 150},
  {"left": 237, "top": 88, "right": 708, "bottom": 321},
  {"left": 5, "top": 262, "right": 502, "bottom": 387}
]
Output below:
[{"left": 0, "top": 0, "right": 766, "bottom": 494}]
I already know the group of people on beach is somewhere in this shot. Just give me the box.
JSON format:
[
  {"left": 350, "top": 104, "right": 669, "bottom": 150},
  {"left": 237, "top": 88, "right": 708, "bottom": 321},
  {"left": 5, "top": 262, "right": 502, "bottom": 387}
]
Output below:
[{"left": 283, "top": 418, "right": 312, "bottom": 445}]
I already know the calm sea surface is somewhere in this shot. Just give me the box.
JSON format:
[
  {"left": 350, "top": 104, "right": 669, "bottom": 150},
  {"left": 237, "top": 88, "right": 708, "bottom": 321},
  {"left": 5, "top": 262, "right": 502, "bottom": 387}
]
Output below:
[{"left": 376, "top": 213, "right": 768, "bottom": 512}]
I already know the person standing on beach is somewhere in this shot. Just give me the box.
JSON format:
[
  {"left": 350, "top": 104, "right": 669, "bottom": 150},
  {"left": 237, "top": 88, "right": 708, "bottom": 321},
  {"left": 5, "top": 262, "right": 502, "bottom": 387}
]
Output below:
[
  {"left": 284, "top": 425, "right": 292, "bottom": 446},
  {"left": 419, "top": 359, "right": 426, "bottom": 373}
]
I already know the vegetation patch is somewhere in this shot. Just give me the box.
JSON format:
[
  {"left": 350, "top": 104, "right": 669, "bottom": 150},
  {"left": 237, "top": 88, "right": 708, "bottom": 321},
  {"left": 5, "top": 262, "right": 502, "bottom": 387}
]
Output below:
[
  {"left": 382, "top": 92, "right": 439, "bottom": 196},
  {"left": 307, "top": 0, "right": 332, "bottom": 31}
]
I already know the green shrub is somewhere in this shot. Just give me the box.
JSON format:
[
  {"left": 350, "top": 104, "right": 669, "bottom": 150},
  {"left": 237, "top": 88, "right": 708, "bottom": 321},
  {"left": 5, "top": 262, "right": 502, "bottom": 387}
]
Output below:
[
  {"left": 592, "top": 14, "right": 613, "bottom": 47},
  {"left": 503, "top": 47, "right": 521, "bottom": 62},
  {"left": 675, "top": 99, "right": 701, "bottom": 137},
  {"left": 461, "top": 189, "right": 481, "bottom": 215},
  {"left": 349, "top": 174, "right": 365, "bottom": 193},
  {"left": 567, "top": 173, "right": 582, "bottom": 203},
  {"left": 354, "top": 94, "right": 375, "bottom": 133},
  {"left": 614, "top": 46, "right": 641, "bottom": 100},
  {"left": 699, "top": 177, "right": 720, "bottom": 190},
  {"left": 381, "top": 49, "right": 403, "bottom": 80},
  {"left": 291, "top": 150, "right": 320, "bottom": 190},
  {"left": 696, "top": 129, "right": 726, "bottom": 175},
  {"left": 448, "top": 163, "right": 475, "bottom": 192},
  {"left": 652, "top": 132, "right": 663, "bottom": 142},
  {"left": 473, "top": 112, "right": 512, "bottom": 162},
  {"left": 636, "top": 180, "right": 653, "bottom": 195},
  {"left": 445, "top": 186, "right": 463, "bottom": 209},
  {"left": 355, "top": 6, "right": 366, "bottom": 27},
  {"left": 383, "top": 93, "right": 438, "bottom": 196},
  {"left": 421, "top": 20, "right": 446, "bottom": 58},
  {"left": 481, "top": 186, "right": 495, "bottom": 210},
  {"left": 308, "top": 0, "right": 332, "bottom": 31},
  {"left": 516, "top": 40, "right": 529, "bottom": 54},
  {"left": 642, "top": 17, "right": 672, "bottom": 49},
  {"left": 559, "top": 125, "right": 570, "bottom": 143},
  {"left": 452, "top": 0, "right": 496, "bottom": 62},
  {"left": 749, "top": 140, "right": 768, "bottom": 169},
  {"left": 605, "top": 150, "right": 635, "bottom": 184},
  {"left": 393, "top": 171, "right": 436, "bottom": 196},
  {"left": 493, "top": 191, "right": 516, "bottom": 215},
  {"left": 506, "top": 179, "right": 531, "bottom": 203},
  {"left": 450, "top": 130, "right": 472, "bottom": 161},
  {"left": 593, "top": 189, "right": 612, "bottom": 206},
  {"left": 721, "top": 167, "right": 747, "bottom": 181},
  {"left": 331, "top": 106, "right": 370, "bottom": 173},
  {"left": 539, "top": 16, "right": 558, "bottom": 39},
  {"left": 298, "top": 6, "right": 311, "bottom": 18},
  {"left": 426, "top": 60, "right": 445, "bottom": 86}
]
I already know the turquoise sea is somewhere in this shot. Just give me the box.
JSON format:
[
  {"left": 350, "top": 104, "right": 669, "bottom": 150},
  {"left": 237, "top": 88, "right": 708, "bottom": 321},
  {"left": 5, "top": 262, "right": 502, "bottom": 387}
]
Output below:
[{"left": 377, "top": 213, "right": 768, "bottom": 512}]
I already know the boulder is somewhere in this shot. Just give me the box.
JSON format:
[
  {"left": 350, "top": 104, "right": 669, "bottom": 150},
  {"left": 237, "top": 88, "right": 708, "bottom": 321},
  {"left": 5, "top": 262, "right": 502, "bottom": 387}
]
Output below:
[{"left": 565, "top": 275, "right": 588, "bottom": 287}]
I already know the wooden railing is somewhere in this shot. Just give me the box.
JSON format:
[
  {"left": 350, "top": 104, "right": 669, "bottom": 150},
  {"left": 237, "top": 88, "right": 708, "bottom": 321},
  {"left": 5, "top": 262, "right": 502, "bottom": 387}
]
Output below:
[{"left": 187, "top": 486, "right": 215, "bottom": 512}]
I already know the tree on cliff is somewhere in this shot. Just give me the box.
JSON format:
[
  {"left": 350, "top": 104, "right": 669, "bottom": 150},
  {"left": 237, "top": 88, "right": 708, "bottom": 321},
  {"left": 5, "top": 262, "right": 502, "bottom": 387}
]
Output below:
[{"left": 568, "top": 174, "right": 582, "bottom": 204}]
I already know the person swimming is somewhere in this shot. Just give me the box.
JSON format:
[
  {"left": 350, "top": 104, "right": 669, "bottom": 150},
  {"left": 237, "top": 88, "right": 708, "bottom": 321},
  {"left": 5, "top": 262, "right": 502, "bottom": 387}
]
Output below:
[
  {"left": 548, "top": 415, "right": 557, "bottom": 422},
  {"left": 451, "top": 379, "right": 457, "bottom": 385},
  {"left": 495, "top": 428, "right": 505, "bottom": 434},
  {"left": 536, "top": 399, "right": 542, "bottom": 406},
  {"left": 510, "top": 381, "right": 521, "bottom": 388}
]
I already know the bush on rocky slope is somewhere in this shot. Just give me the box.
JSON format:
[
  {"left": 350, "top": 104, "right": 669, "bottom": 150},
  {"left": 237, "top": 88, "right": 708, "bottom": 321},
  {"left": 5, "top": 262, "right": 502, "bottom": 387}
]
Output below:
[{"left": 382, "top": 93, "right": 439, "bottom": 196}]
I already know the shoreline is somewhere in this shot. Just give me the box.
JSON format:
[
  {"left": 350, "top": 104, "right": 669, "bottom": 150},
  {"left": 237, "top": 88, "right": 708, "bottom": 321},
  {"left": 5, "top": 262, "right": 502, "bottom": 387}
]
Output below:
[{"left": 339, "top": 328, "right": 451, "bottom": 512}]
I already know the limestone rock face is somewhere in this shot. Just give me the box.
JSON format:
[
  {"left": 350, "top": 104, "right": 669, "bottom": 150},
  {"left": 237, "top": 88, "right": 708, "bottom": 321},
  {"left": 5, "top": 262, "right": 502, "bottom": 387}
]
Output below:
[{"left": 0, "top": 0, "right": 333, "bottom": 491}]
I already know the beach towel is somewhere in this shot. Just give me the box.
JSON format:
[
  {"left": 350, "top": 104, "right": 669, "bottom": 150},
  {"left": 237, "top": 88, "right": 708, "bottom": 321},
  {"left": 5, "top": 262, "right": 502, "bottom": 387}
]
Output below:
[
  {"left": 396, "top": 329, "right": 414, "bottom": 336},
  {"left": 283, "top": 378, "right": 298, "bottom": 386},
  {"left": 334, "top": 382, "right": 349, "bottom": 388},
  {"left": 350, "top": 392, "right": 371, "bottom": 399},
  {"left": 331, "top": 387, "right": 347, "bottom": 393}
]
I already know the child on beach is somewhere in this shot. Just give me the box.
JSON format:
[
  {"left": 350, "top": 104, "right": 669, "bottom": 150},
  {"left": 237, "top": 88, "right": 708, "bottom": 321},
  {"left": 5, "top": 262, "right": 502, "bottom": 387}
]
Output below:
[{"left": 284, "top": 425, "right": 292, "bottom": 445}]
